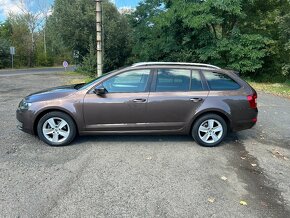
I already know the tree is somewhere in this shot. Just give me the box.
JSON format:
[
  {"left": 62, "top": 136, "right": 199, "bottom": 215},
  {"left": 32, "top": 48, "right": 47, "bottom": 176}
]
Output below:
[
  {"left": 8, "top": 14, "right": 32, "bottom": 67},
  {"left": 13, "top": 0, "right": 49, "bottom": 67},
  {"left": 0, "top": 21, "right": 12, "bottom": 68},
  {"left": 48, "top": 0, "right": 132, "bottom": 74},
  {"left": 1, "top": 0, "right": 53, "bottom": 68},
  {"left": 278, "top": 11, "right": 290, "bottom": 78},
  {"left": 130, "top": 0, "right": 268, "bottom": 75},
  {"left": 103, "top": 2, "right": 132, "bottom": 72},
  {"left": 241, "top": 0, "right": 290, "bottom": 81}
]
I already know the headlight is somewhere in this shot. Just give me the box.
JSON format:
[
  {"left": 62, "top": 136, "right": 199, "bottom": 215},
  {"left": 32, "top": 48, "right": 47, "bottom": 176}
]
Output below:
[{"left": 19, "top": 99, "right": 32, "bottom": 110}]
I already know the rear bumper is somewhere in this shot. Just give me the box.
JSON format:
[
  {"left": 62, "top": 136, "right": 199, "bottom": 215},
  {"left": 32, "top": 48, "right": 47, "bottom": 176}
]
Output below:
[
  {"left": 232, "top": 119, "right": 257, "bottom": 131},
  {"left": 232, "top": 109, "right": 258, "bottom": 132}
]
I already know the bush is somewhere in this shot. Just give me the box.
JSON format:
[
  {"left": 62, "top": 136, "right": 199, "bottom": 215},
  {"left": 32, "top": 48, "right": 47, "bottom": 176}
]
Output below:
[{"left": 76, "top": 53, "right": 97, "bottom": 77}]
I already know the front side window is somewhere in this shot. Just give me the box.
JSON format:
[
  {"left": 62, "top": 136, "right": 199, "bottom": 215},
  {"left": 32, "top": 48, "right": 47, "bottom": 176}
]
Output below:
[
  {"left": 103, "top": 70, "right": 150, "bottom": 93},
  {"left": 203, "top": 71, "right": 241, "bottom": 90},
  {"left": 156, "top": 69, "right": 191, "bottom": 92}
]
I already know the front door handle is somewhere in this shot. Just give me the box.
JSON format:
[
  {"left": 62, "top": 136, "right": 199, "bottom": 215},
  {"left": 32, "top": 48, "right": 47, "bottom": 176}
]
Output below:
[
  {"left": 190, "top": 98, "right": 203, "bottom": 103},
  {"left": 133, "top": 98, "right": 147, "bottom": 103}
]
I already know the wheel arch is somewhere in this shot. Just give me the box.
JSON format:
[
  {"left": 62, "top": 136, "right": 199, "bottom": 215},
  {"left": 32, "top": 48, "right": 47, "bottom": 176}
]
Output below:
[
  {"left": 188, "top": 110, "right": 231, "bottom": 134},
  {"left": 33, "top": 108, "right": 79, "bottom": 136}
]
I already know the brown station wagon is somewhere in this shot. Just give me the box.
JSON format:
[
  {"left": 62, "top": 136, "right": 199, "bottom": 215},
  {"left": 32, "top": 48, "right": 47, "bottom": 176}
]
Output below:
[{"left": 16, "top": 62, "right": 258, "bottom": 147}]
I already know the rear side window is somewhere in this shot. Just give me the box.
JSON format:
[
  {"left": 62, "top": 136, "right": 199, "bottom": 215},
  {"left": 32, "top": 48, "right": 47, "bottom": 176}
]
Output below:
[
  {"left": 191, "top": 70, "right": 203, "bottom": 91},
  {"left": 156, "top": 69, "right": 191, "bottom": 92},
  {"left": 203, "top": 71, "right": 240, "bottom": 90}
]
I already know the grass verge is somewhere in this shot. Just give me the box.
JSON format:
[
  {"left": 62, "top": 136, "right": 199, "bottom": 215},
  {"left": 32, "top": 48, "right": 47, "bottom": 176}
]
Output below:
[
  {"left": 247, "top": 81, "right": 290, "bottom": 98},
  {"left": 61, "top": 71, "right": 93, "bottom": 84}
]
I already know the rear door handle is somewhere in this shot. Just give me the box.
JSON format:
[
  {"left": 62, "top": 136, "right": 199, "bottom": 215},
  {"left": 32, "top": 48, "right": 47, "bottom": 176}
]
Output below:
[
  {"left": 133, "top": 98, "right": 147, "bottom": 103},
  {"left": 190, "top": 98, "right": 203, "bottom": 103}
]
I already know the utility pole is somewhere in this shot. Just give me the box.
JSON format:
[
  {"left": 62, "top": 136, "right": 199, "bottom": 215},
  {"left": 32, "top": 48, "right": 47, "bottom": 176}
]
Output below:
[
  {"left": 96, "top": 0, "right": 103, "bottom": 77},
  {"left": 43, "top": 16, "right": 47, "bottom": 58}
]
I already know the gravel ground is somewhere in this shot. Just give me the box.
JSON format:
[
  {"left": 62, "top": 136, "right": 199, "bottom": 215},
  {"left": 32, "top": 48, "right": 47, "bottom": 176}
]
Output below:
[{"left": 0, "top": 72, "right": 289, "bottom": 218}]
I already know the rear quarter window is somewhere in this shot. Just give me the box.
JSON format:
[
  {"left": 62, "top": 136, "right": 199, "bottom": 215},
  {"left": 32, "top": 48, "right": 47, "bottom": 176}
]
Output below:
[{"left": 203, "top": 71, "right": 241, "bottom": 90}]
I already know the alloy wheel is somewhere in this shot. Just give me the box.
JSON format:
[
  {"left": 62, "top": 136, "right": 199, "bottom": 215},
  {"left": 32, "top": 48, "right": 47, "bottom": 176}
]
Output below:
[
  {"left": 42, "top": 117, "right": 70, "bottom": 143},
  {"left": 198, "top": 119, "right": 223, "bottom": 144}
]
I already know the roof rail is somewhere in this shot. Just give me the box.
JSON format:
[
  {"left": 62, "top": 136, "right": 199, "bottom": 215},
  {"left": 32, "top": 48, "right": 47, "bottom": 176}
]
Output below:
[{"left": 132, "top": 62, "right": 221, "bottom": 69}]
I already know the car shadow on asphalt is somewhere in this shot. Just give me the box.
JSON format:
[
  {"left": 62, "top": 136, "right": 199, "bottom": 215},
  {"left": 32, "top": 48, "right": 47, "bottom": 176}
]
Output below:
[
  {"left": 74, "top": 135, "right": 192, "bottom": 143},
  {"left": 72, "top": 132, "right": 240, "bottom": 146}
]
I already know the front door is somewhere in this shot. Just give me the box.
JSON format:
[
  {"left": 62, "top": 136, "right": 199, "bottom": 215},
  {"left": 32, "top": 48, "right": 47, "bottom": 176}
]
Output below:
[
  {"left": 146, "top": 68, "right": 209, "bottom": 131},
  {"left": 83, "top": 69, "right": 152, "bottom": 131}
]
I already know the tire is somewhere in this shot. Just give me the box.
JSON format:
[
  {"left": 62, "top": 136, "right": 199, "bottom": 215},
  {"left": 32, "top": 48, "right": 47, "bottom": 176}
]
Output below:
[
  {"left": 37, "top": 111, "right": 77, "bottom": 146},
  {"left": 192, "top": 114, "right": 227, "bottom": 147}
]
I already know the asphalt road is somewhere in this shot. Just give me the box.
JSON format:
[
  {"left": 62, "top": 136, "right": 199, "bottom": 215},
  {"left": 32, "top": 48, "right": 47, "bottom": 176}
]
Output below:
[
  {"left": 0, "top": 71, "right": 290, "bottom": 217},
  {"left": 0, "top": 66, "right": 74, "bottom": 77}
]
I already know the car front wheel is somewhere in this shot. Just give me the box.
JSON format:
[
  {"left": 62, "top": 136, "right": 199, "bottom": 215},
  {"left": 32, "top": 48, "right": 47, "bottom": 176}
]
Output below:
[
  {"left": 192, "top": 114, "right": 227, "bottom": 147},
  {"left": 37, "top": 111, "right": 76, "bottom": 146}
]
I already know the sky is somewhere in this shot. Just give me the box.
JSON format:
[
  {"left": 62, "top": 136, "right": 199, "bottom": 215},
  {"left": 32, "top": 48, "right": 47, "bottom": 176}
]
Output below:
[{"left": 0, "top": 0, "right": 141, "bottom": 22}]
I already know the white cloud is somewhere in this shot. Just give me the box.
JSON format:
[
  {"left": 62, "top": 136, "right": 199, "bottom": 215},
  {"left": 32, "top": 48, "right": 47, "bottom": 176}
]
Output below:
[
  {"left": 119, "top": 6, "right": 135, "bottom": 15},
  {"left": 38, "top": 8, "right": 52, "bottom": 20},
  {"left": 0, "top": 0, "right": 53, "bottom": 22},
  {"left": 47, "top": 8, "right": 52, "bottom": 16},
  {"left": 0, "top": 0, "right": 23, "bottom": 18}
]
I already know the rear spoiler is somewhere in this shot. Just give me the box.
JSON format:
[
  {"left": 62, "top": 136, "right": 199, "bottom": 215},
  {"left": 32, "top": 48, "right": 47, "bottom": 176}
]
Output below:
[{"left": 233, "top": 71, "right": 240, "bottom": 77}]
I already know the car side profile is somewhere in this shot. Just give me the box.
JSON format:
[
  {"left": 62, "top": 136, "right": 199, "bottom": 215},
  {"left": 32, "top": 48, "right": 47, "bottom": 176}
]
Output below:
[{"left": 16, "top": 62, "right": 258, "bottom": 147}]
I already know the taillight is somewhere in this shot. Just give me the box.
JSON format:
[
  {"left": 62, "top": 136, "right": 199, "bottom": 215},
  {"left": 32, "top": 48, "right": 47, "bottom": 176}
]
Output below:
[{"left": 247, "top": 93, "right": 257, "bottom": 109}]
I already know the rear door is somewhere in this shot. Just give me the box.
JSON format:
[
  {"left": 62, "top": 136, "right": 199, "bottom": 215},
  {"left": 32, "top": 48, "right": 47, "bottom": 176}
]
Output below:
[{"left": 146, "top": 68, "right": 209, "bottom": 131}]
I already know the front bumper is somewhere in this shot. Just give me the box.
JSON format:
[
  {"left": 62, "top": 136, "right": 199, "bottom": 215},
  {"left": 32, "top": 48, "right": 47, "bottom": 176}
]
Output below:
[
  {"left": 17, "top": 119, "right": 24, "bottom": 130},
  {"left": 16, "top": 109, "right": 35, "bottom": 135}
]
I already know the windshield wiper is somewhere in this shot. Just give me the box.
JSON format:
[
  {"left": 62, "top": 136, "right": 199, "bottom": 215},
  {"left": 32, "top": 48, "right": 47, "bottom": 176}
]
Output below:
[{"left": 74, "top": 83, "right": 85, "bottom": 90}]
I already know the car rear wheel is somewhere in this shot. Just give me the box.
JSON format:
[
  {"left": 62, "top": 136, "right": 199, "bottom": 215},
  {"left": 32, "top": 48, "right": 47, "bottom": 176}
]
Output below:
[
  {"left": 192, "top": 114, "right": 227, "bottom": 147},
  {"left": 37, "top": 111, "right": 76, "bottom": 146}
]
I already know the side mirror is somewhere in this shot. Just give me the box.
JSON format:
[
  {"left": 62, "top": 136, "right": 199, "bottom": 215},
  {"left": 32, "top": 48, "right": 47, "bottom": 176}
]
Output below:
[{"left": 94, "top": 87, "right": 107, "bottom": 95}]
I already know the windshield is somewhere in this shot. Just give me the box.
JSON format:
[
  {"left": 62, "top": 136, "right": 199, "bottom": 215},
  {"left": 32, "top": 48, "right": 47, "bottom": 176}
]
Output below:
[
  {"left": 77, "top": 73, "right": 109, "bottom": 90},
  {"left": 76, "top": 67, "right": 127, "bottom": 90}
]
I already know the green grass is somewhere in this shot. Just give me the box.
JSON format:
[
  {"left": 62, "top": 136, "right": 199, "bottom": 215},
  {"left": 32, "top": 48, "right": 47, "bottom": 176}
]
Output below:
[
  {"left": 247, "top": 80, "right": 290, "bottom": 98},
  {"left": 62, "top": 71, "right": 83, "bottom": 76},
  {"left": 64, "top": 71, "right": 94, "bottom": 81},
  {"left": 62, "top": 71, "right": 93, "bottom": 85}
]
